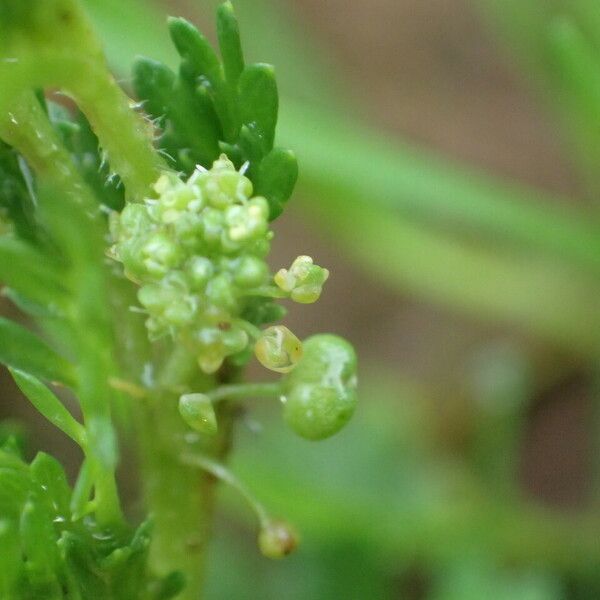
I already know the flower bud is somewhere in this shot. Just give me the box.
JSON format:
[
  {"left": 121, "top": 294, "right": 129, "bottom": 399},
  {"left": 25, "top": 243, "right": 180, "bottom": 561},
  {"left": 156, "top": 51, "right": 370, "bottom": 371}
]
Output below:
[
  {"left": 223, "top": 197, "right": 269, "bottom": 246},
  {"left": 196, "top": 155, "right": 253, "bottom": 208},
  {"left": 282, "top": 334, "right": 357, "bottom": 440},
  {"left": 185, "top": 256, "right": 214, "bottom": 291},
  {"left": 274, "top": 256, "right": 329, "bottom": 304},
  {"left": 254, "top": 326, "right": 303, "bottom": 373},
  {"left": 141, "top": 232, "right": 183, "bottom": 278},
  {"left": 233, "top": 256, "right": 269, "bottom": 288},
  {"left": 179, "top": 393, "right": 217, "bottom": 435},
  {"left": 258, "top": 520, "right": 298, "bottom": 559}
]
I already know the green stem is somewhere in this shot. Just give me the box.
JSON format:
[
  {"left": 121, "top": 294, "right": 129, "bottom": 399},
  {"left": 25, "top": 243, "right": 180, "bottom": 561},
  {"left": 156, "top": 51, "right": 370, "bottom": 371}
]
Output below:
[
  {"left": 207, "top": 381, "right": 282, "bottom": 404},
  {"left": 138, "top": 346, "right": 238, "bottom": 599}
]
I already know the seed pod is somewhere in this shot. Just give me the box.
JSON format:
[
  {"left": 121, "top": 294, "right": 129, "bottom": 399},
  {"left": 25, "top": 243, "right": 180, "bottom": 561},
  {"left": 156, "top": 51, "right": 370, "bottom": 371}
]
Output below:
[
  {"left": 258, "top": 519, "right": 298, "bottom": 559},
  {"left": 179, "top": 393, "right": 218, "bottom": 435},
  {"left": 255, "top": 326, "right": 302, "bottom": 373},
  {"left": 282, "top": 334, "right": 357, "bottom": 440}
]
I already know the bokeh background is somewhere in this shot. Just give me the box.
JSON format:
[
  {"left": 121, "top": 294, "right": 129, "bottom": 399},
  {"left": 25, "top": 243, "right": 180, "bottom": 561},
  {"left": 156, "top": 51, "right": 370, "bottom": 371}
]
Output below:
[{"left": 3, "top": 0, "right": 600, "bottom": 598}]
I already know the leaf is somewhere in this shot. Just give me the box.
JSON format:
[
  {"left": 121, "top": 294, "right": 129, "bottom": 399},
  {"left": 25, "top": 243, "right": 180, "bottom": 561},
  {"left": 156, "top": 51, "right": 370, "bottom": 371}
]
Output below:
[
  {"left": 19, "top": 495, "right": 61, "bottom": 591},
  {"left": 217, "top": 1, "right": 245, "bottom": 89},
  {"left": 0, "top": 236, "right": 68, "bottom": 308},
  {"left": 546, "top": 18, "right": 600, "bottom": 185},
  {"left": 239, "top": 63, "right": 278, "bottom": 151},
  {"left": 30, "top": 452, "right": 72, "bottom": 517},
  {"left": 168, "top": 16, "right": 235, "bottom": 142},
  {"left": 0, "top": 317, "right": 76, "bottom": 386},
  {"left": 256, "top": 147, "right": 298, "bottom": 219},
  {"left": 0, "top": 519, "right": 21, "bottom": 596},
  {"left": 133, "top": 57, "right": 221, "bottom": 169},
  {"left": 9, "top": 369, "right": 86, "bottom": 448}
]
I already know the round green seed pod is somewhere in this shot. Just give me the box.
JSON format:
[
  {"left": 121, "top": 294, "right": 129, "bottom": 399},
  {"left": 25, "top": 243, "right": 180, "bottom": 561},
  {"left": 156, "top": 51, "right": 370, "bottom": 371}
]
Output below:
[
  {"left": 258, "top": 520, "right": 298, "bottom": 559},
  {"left": 282, "top": 334, "right": 357, "bottom": 440}
]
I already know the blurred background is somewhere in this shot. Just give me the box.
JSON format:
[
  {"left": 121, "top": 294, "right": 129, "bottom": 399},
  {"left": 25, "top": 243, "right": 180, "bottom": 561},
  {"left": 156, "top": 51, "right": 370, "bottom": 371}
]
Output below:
[{"left": 3, "top": 0, "right": 600, "bottom": 598}]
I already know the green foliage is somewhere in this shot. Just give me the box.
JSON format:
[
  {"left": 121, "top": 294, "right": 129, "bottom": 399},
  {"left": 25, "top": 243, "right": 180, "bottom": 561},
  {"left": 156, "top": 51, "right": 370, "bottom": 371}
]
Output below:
[
  {"left": 132, "top": 5, "right": 298, "bottom": 219},
  {"left": 0, "top": 442, "right": 180, "bottom": 599},
  {"left": 0, "top": 318, "right": 75, "bottom": 387}
]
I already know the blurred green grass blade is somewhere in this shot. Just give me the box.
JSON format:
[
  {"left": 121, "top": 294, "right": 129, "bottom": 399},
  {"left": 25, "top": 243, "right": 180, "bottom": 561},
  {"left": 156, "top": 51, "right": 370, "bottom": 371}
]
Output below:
[
  {"left": 0, "top": 236, "right": 68, "bottom": 307},
  {"left": 299, "top": 190, "right": 600, "bottom": 357},
  {"left": 280, "top": 100, "right": 600, "bottom": 276},
  {"left": 547, "top": 18, "right": 600, "bottom": 180},
  {"left": 9, "top": 369, "right": 86, "bottom": 447},
  {"left": 0, "top": 317, "right": 76, "bottom": 387}
]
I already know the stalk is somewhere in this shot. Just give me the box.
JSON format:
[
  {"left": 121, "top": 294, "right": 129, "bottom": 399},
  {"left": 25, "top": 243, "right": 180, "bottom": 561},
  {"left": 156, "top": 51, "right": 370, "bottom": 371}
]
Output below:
[{"left": 137, "top": 347, "right": 237, "bottom": 598}]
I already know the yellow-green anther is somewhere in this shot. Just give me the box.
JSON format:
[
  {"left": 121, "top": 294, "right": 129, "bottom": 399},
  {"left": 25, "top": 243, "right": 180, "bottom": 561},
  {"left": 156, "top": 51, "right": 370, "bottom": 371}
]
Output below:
[
  {"left": 274, "top": 256, "right": 329, "bottom": 304},
  {"left": 254, "top": 326, "right": 303, "bottom": 373},
  {"left": 178, "top": 393, "right": 218, "bottom": 436},
  {"left": 258, "top": 520, "right": 299, "bottom": 559}
]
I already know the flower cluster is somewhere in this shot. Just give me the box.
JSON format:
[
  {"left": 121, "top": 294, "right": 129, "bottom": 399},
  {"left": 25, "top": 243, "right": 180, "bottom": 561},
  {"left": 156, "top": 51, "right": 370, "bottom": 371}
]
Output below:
[{"left": 109, "top": 155, "right": 328, "bottom": 374}]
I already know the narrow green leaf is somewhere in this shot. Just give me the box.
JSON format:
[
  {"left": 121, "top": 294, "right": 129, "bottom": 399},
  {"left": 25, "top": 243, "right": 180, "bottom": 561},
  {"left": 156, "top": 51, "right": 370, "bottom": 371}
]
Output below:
[
  {"left": 239, "top": 63, "right": 278, "bottom": 151},
  {"left": 168, "top": 16, "right": 235, "bottom": 141},
  {"left": 0, "top": 236, "right": 68, "bottom": 307},
  {"left": 30, "top": 452, "right": 72, "bottom": 517},
  {"left": 70, "top": 459, "right": 93, "bottom": 519},
  {"left": 547, "top": 18, "right": 600, "bottom": 183},
  {"left": 168, "top": 16, "right": 222, "bottom": 83},
  {"left": 0, "top": 318, "right": 76, "bottom": 386},
  {"left": 20, "top": 495, "right": 61, "bottom": 589},
  {"left": 132, "top": 57, "right": 176, "bottom": 127},
  {"left": 10, "top": 368, "right": 86, "bottom": 448},
  {"left": 133, "top": 57, "right": 221, "bottom": 169},
  {"left": 217, "top": 1, "right": 245, "bottom": 88},
  {"left": 0, "top": 519, "right": 21, "bottom": 596},
  {"left": 256, "top": 147, "right": 298, "bottom": 219}
]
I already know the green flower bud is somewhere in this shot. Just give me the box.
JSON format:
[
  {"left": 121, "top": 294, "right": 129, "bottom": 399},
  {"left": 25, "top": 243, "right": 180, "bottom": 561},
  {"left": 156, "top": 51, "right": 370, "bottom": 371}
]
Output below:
[
  {"left": 282, "top": 334, "right": 357, "bottom": 440},
  {"left": 114, "top": 203, "right": 154, "bottom": 240},
  {"left": 138, "top": 272, "right": 197, "bottom": 329},
  {"left": 193, "top": 311, "right": 249, "bottom": 373},
  {"left": 141, "top": 232, "right": 183, "bottom": 278},
  {"left": 233, "top": 256, "right": 270, "bottom": 288},
  {"left": 173, "top": 212, "right": 205, "bottom": 252},
  {"left": 223, "top": 197, "right": 269, "bottom": 248},
  {"left": 151, "top": 175, "right": 201, "bottom": 224},
  {"left": 179, "top": 393, "right": 218, "bottom": 435},
  {"left": 201, "top": 207, "right": 225, "bottom": 247},
  {"left": 274, "top": 256, "right": 329, "bottom": 304},
  {"left": 185, "top": 256, "right": 214, "bottom": 291},
  {"left": 205, "top": 273, "right": 238, "bottom": 313},
  {"left": 255, "top": 326, "right": 303, "bottom": 373},
  {"left": 258, "top": 520, "right": 299, "bottom": 559},
  {"left": 196, "top": 154, "right": 253, "bottom": 209}
]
